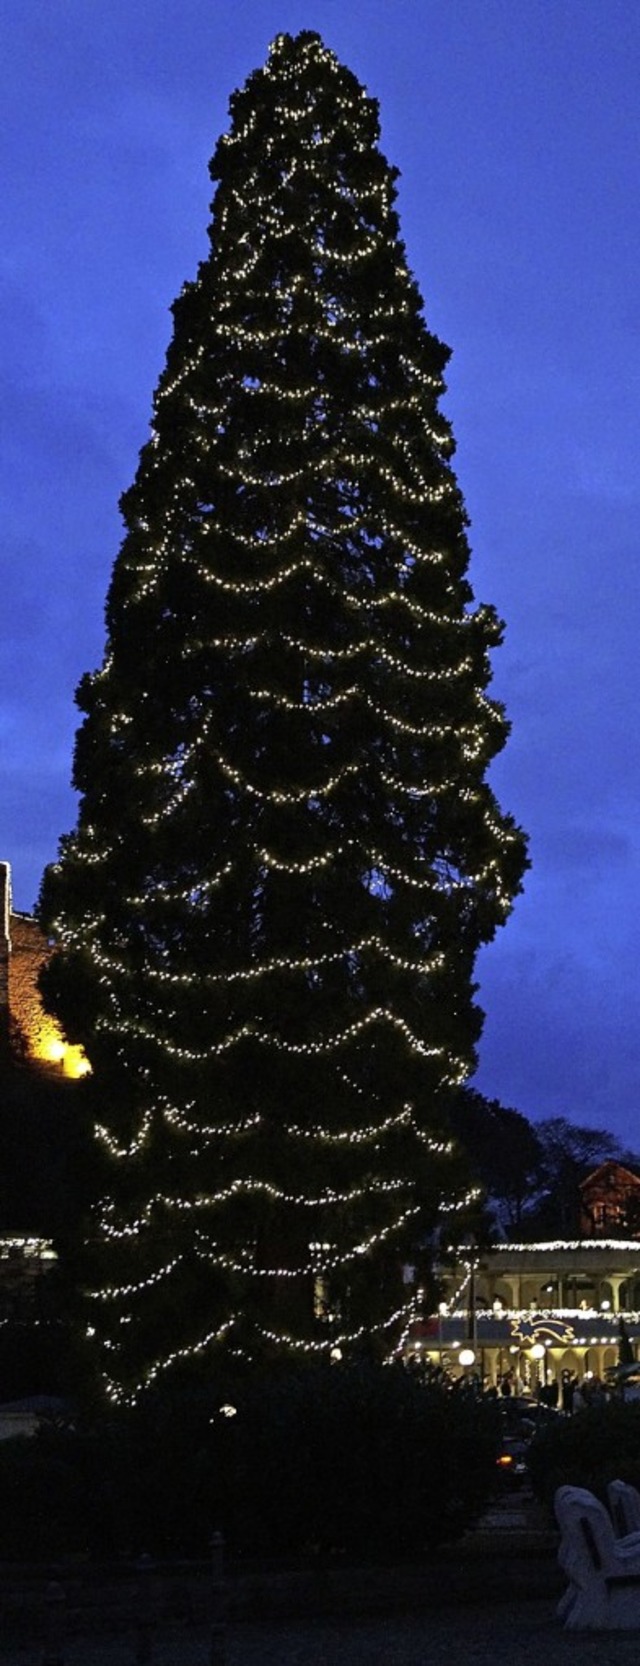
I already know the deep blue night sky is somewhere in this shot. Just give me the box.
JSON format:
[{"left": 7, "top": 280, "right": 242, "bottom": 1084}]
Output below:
[{"left": 3, "top": 1, "right": 640, "bottom": 1144}]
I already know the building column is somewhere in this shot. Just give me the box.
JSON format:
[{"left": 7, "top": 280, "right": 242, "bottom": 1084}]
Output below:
[{"left": 606, "top": 1275, "right": 627, "bottom": 1312}]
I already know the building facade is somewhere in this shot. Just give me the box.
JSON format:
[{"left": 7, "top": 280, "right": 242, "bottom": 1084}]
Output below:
[{"left": 416, "top": 1218, "right": 640, "bottom": 1390}]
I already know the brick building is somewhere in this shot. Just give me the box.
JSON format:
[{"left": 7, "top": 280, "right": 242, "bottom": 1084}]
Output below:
[
  {"left": 579, "top": 1161, "right": 640, "bottom": 1238},
  {"left": 0, "top": 861, "right": 88, "bottom": 1078}
]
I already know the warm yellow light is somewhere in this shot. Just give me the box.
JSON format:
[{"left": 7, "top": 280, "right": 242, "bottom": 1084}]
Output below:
[
  {"left": 41, "top": 1037, "right": 66, "bottom": 1064},
  {"left": 33, "top": 1023, "right": 91, "bottom": 1078},
  {"left": 63, "top": 1046, "right": 91, "bottom": 1079}
]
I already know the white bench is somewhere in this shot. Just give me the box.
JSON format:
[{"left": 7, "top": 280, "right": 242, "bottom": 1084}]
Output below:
[
  {"left": 555, "top": 1484, "right": 640, "bottom": 1628},
  {"left": 607, "top": 1480, "right": 640, "bottom": 1538}
]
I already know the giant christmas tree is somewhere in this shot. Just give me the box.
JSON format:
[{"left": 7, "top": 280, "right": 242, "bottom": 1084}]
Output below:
[{"left": 40, "top": 31, "right": 527, "bottom": 1402}]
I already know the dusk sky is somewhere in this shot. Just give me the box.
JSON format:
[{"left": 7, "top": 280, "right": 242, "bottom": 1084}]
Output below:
[{"left": 3, "top": 1, "right": 640, "bottom": 1146}]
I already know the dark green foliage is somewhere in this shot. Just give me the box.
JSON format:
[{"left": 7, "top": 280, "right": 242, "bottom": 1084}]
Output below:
[
  {"left": 0, "top": 1321, "right": 93, "bottom": 1403},
  {"left": 450, "top": 1098, "right": 640, "bottom": 1241},
  {"left": 532, "top": 1119, "right": 623, "bottom": 1238},
  {"left": 39, "top": 30, "right": 526, "bottom": 1397},
  {"left": 527, "top": 1400, "right": 640, "bottom": 1512},
  {"left": 449, "top": 1089, "right": 542, "bottom": 1234},
  {"left": 218, "top": 1360, "right": 501, "bottom": 1557},
  {"left": 0, "top": 1362, "right": 501, "bottom": 1560},
  {"left": 0, "top": 1440, "right": 89, "bottom": 1559}
]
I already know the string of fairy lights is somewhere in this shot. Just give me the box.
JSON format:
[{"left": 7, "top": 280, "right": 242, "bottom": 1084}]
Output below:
[
  {"left": 98, "top": 1291, "right": 428, "bottom": 1404},
  {"left": 94, "top": 1005, "right": 467, "bottom": 1072},
  {"left": 94, "top": 1096, "right": 456, "bottom": 1162},
  {"left": 90, "top": 934, "right": 447, "bottom": 986}
]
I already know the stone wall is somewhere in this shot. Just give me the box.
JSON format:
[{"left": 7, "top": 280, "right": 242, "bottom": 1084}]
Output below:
[
  {"left": 0, "top": 860, "right": 87, "bottom": 1075},
  {"left": 9, "top": 910, "right": 55, "bottom": 1062}
]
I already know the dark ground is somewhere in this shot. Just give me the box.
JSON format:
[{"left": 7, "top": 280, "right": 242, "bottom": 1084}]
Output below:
[
  {"left": 3, "top": 1601, "right": 640, "bottom": 1666},
  {"left": 0, "top": 1609, "right": 624, "bottom": 1665},
  {"left": 1, "top": 1492, "right": 638, "bottom": 1662}
]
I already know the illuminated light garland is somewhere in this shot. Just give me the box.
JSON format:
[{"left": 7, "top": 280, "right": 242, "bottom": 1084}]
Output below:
[
  {"left": 99, "top": 1172, "right": 415, "bottom": 1229},
  {"left": 195, "top": 1203, "right": 422, "bottom": 1278},
  {"left": 369, "top": 842, "right": 510, "bottom": 892},
  {"left": 283, "top": 1106, "right": 413, "bottom": 1143},
  {"left": 0, "top": 1237, "right": 55, "bottom": 1257},
  {"left": 254, "top": 1292, "right": 419, "bottom": 1356},
  {"left": 284, "top": 1107, "right": 451, "bottom": 1154},
  {"left": 140, "top": 783, "right": 195, "bottom": 825},
  {"left": 346, "top": 588, "right": 464, "bottom": 627},
  {"left": 102, "top": 1315, "right": 239, "bottom": 1404},
  {"left": 368, "top": 705, "right": 483, "bottom": 744},
  {"left": 257, "top": 837, "right": 502, "bottom": 898},
  {"left": 198, "top": 554, "right": 316, "bottom": 594},
  {"left": 94, "top": 1005, "right": 463, "bottom": 1067},
  {"left": 176, "top": 627, "right": 473, "bottom": 683},
  {"left": 138, "top": 730, "right": 210, "bottom": 779},
  {"left": 377, "top": 769, "right": 458, "bottom": 801},
  {"left": 493, "top": 1240, "right": 640, "bottom": 1254},
  {"left": 97, "top": 1175, "right": 418, "bottom": 1245},
  {"left": 214, "top": 752, "right": 360, "bottom": 803},
  {"left": 225, "top": 223, "right": 387, "bottom": 275},
  {"left": 209, "top": 447, "right": 450, "bottom": 508},
  {"left": 436, "top": 1269, "right": 472, "bottom": 1318},
  {"left": 153, "top": 486, "right": 453, "bottom": 554},
  {"left": 247, "top": 685, "right": 358, "bottom": 711},
  {"left": 105, "top": 1288, "right": 425, "bottom": 1403},
  {"left": 88, "top": 1256, "right": 183, "bottom": 1303},
  {"left": 414, "top": 1129, "right": 454, "bottom": 1152},
  {"left": 95, "top": 1098, "right": 453, "bottom": 1158},
  {"left": 257, "top": 847, "right": 339, "bottom": 874},
  {"left": 497, "top": 1306, "right": 640, "bottom": 1323},
  {"left": 161, "top": 1104, "right": 262, "bottom": 1139},
  {"left": 56, "top": 825, "right": 509, "bottom": 924},
  {"left": 178, "top": 750, "right": 505, "bottom": 820},
  {"left": 392, "top": 1289, "right": 426, "bottom": 1361},
  {"left": 194, "top": 378, "right": 433, "bottom": 429},
  {"left": 95, "top": 1107, "right": 153, "bottom": 1160},
  {"left": 129, "top": 519, "right": 456, "bottom": 602},
  {"left": 124, "top": 862, "right": 234, "bottom": 907},
  {"left": 439, "top": 1186, "right": 482, "bottom": 1212},
  {"left": 89, "top": 935, "right": 446, "bottom": 988},
  {"left": 245, "top": 685, "right": 487, "bottom": 748}
]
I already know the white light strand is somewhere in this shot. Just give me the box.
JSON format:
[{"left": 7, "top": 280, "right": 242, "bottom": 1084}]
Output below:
[
  {"left": 254, "top": 1292, "right": 418, "bottom": 1355},
  {"left": 97, "top": 1172, "right": 417, "bottom": 1241},
  {"left": 94, "top": 1005, "right": 463, "bottom": 1068},
  {"left": 89, "top": 935, "right": 446, "bottom": 989},
  {"left": 187, "top": 1203, "right": 421, "bottom": 1279},
  {"left": 102, "top": 1315, "right": 239, "bottom": 1404}
]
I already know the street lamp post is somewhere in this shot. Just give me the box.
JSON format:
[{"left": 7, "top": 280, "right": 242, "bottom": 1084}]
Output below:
[{"left": 459, "top": 1236, "right": 478, "bottom": 1383}]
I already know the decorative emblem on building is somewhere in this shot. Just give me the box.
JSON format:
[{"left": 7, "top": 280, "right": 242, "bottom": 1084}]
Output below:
[{"left": 510, "top": 1315, "right": 576, "bottom": 1346}]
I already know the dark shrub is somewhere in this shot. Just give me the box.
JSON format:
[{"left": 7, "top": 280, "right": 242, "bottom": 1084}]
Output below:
[
  {"left": 527, "top": 1399, "right": 640, "bottom": 1513},
  {"left": 0, "top": 1362, "right": 501, "bottom": 1561},
  {"left": 212, "top": 1360, "right": 501, "bottom": 1557},
  {"left": 0, "top": 1321, "right": 91, "bottom": 1402},
  {"left": 0, "top": 1440, "right": 88, "bottom": 1557}
]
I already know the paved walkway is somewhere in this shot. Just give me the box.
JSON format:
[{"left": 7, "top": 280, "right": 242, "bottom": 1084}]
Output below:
[{"left": 2, "top": 1603, "right": 640, "bottom": 1666}]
